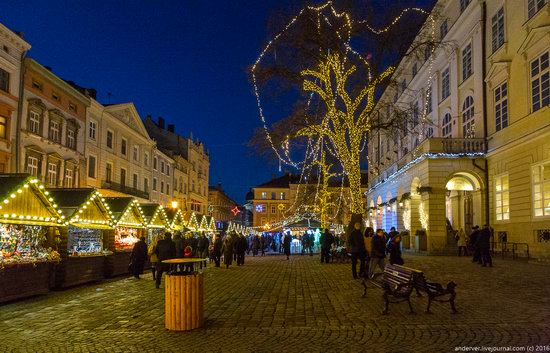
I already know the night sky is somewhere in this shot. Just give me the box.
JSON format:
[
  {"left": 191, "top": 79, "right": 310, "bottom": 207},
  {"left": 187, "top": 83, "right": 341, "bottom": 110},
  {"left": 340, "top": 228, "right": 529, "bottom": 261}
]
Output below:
[{"left": 2, "top": 0, "right": 432, "bottom": 203}]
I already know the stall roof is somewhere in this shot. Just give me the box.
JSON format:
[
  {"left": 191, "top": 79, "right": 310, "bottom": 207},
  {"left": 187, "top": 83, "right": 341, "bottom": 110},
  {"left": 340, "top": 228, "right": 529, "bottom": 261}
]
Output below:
[
  {"left": 46, "top": 188, "right": 113, "bottom": 229},
  {"left": 104, "top": 197, "right": 145, "bottom": 228},
  {"left": 165, "top": 208, "right": 185, "bottom": 229},
  {"left": 0, "top": 174, "right": 63, "bottom": 226},
  {"left": 140, "top": 203, "right": 170, "bottom": 228}
]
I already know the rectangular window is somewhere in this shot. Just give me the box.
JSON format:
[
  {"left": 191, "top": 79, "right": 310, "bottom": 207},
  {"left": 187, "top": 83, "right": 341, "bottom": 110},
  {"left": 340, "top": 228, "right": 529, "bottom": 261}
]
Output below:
[
  {"left": 441, "top": 68, "right": 450, "bottom": 100},
  {"left": 51, "top": 92, "right": 60, "bottom": 102},
  {"left": 495, "top": 82, "right": 508, "bottom": 131},
  {"left": 531, "top": 51, "right": 549, "bottom": 112},
  {"left": 88, "top": 156, "right": 96, "bottom": 179},
  {"left": 161, "top": 181, "right": 164, "bottom": 194},
  {"left": 0, "top": 68, "right": 9, "bottom": 93},
  {"left": 121, "top": 138, "right": 127, "bottom": 156},
  {"left": 29, "top": 111, "right": 41, "bottom": 134},
  {"left": 120, "top": 168, "right": 126, "bottom": 187},
  {"left": 460, "top": 0, "right": 471, "bottom": 12},
  {"left": 166, "top": 165, "right": 170, "bottom": 176},
  {"left": 144, "top": 178, "right": 149, "bottom": 193},
  {"left": 271, "top": 205, "right": 276, "bottom": 214},
  {"left": 161, "top": 161, "right": 165, "bottom": 174},
  {"left": 106, "top": 130, "right": 113, "bottom": 149},
  {"left": 68, "top": 102, "right": 77, "bottom": 113},
  {"left": 49, "top": 120, "right": 60, "bottom": 143},
  {"left": 280, "top": 192, "right": 285, "bottom": 200},
  {"left": 27, "top": 156, "right": 39, "bottom": 177},
  {"left": 133, "top": 146, "right": 139, "bottom": 162},
  {"left": 153, "top": 178, "right": 157, "bottom": 191},
  {"left": 64, "top": 168, "right": 73, "bottom": 187},
  {"left": 495, "top": 175, "right": 510, "bottom": 221},
  {"left": 491, "top": 7, "right": 505, "bottom": 53},
  {"left": 0, "top": 116, "right": 7, "bottom": 139},
  {"left": 133, "top": 173, "right": 138, "bottom": 189},
  {"left": 261, "top": 192, "right": 267, "bottom": 199},
  {"left": 440, "top": 19, "right": 448, "bottom": 40},
  {"left": 166, "top": 184, "right": 170, "bottom": 195},
  {"left": 31, "top": 80, "right": 42, "bottom": 91},
  {"left": 89, "top": 120, "right": 97, "bottom": 140},
  {"left": 67, "top": 128, "right": 76, "bottom": 149},
  {"left": 271, "top": 192, "right": 276, "bottom": 200},
  {"left": 144, "top": 152, "right": 149, "bottom": 167},
  {"left": 48, "top": 163, "right": 57, "bottom": 186},
  {"left": 462, "top": 43, "right": 473, "bottom": 81},
  {"left": 153, "top": 157, "right": 158, "bottom": 170},
  {"left": 532, "top": 163, "right": 550, "bottom": 217},
  {"left": 528, "top": 0, "right": 547, "bottom": 19},
  {"left": 106, "top": 163, "right": 112, "bottom": 183}
]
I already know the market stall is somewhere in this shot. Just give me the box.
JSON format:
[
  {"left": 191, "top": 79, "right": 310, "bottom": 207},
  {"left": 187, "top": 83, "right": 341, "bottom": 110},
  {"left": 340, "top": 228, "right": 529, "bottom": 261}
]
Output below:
[
  {"left": 0, "top": 175, "right": 64, "bottom": 303},
  {"left": 46, "top": 188, "right": 113, "bottom": 289},
  {"left": 165, "top": 208, "right": 186, "bottom": 232},
  {"left": 103, "top": 197, "right": 146, "bottom": 277},
  {"left": 141, "top": 204, "right": 170, "bottom": 244}
]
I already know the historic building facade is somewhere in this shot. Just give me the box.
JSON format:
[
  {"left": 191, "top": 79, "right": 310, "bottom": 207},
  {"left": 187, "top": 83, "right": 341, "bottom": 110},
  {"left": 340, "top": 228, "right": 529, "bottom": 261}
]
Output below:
[
  {"left": 484, "top": 0, "right": 550, "bottom": 258},
  {"left": 0, "top": 24, "right": 30, "bottom": 173},
  {"left": 366, "top": 0, "right": 488, "bottom": 253},
  {"left": 208, "top": 183, "right": 238, "bottom": 225},
  {"left": 17, "top": 58, "right": 90, "bottom": 187}
]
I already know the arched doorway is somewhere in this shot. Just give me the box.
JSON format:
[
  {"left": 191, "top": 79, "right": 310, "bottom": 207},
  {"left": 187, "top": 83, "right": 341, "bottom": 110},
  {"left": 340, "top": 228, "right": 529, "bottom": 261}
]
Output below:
[{"left": 445, "top": 172, "right": 483, "bottom": 236}]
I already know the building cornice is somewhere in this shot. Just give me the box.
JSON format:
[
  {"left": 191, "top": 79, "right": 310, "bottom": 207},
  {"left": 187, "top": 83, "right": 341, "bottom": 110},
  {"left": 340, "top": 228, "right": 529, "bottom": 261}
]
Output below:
[{"left": 0, "top": 23, "right": 31, "bottom": 51}]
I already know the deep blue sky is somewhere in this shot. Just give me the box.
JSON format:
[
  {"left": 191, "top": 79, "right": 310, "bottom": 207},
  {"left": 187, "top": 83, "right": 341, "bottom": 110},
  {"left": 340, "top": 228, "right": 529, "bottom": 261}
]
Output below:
[{"left": 2, "top": 0, "right": 431, "bottom": 203}]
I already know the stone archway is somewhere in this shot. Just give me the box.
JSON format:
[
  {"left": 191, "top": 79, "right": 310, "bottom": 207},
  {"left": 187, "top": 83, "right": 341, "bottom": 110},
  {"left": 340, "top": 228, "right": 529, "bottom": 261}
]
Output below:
[{"left": 445, "top": 172, "right": 483, "bottom": 236}]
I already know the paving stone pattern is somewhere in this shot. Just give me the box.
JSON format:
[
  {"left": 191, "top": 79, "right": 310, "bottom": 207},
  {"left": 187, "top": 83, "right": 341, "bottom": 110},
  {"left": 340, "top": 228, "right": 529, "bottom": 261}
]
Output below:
[{"left": 0, "top": 254, "right": 549, "bottom": 353}]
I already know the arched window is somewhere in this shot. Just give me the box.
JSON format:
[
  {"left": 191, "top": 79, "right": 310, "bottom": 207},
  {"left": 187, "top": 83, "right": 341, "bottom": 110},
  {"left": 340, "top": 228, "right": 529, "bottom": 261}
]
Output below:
[
  {"left": 462, "top": 96, "right": 475, "bottom": 138},
  {"left": 426, "top": 127, "right": 434, "bottom": 138},
  {"left": 442, "top": 113, "right": 452, "bottom": 138}
]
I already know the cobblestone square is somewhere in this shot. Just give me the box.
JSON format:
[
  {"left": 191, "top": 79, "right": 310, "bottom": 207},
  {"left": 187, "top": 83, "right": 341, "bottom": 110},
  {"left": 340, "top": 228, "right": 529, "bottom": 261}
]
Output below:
[{"left": 1, "top": 254, "right": 549, "bottom": 353}]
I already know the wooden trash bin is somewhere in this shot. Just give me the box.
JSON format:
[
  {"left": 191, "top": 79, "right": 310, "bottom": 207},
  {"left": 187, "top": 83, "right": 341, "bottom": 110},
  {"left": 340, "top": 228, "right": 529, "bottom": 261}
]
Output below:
[{"left": 165, "top": 272, "right": 204, "bottom": 331}]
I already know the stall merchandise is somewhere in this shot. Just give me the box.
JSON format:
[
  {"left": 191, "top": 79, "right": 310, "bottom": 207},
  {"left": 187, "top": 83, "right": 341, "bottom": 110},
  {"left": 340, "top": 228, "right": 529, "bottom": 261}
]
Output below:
[
  {"left": 0, "top": 175, "right": 64, "bottom": 303},
  {"left": 104, "top": 197, "right": 146, "bottom": 276},
  {"left": 46, "top": 188, "right": 113, "bottom": 288}
]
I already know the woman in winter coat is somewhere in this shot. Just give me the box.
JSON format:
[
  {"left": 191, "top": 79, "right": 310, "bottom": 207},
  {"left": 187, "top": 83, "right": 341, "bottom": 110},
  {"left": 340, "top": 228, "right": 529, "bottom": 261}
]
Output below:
[
  {"left": 457, "top": 228, "right": 468, "bottom": 256},
  {"left": 222, "top": 235, "right": 233, "bottom": 269},
  {"left": 387, "top": 235, "right": 404, "bottom": 265},
  {"left": 148, "top": 234, "right": 162, "bottom": 280}
]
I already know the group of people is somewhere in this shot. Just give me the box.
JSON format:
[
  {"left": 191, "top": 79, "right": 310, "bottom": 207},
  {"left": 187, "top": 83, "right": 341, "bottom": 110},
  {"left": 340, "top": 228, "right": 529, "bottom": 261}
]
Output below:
[
  {"left": 348, "top": 224, "right": 403, "bottom": 280},
  {"left": 455, "top": 224, "right": 493, "bottom": 267}
]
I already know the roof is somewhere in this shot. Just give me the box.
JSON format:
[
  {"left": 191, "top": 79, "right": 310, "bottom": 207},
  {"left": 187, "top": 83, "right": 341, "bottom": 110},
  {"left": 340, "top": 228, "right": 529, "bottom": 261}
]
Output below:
[
  {"left": 140, "top": 203, "right": 169, "bottom": 227},
  {"left": 254, "top": 172, "right": 368, "bottom": 189},
  {"left": 254, "top": 173, "right": 301, "bottom": 188},
  {"left": 104, "top": 197, "right": 134, "bottom": 218},
  {"left": 46, "top": 188, "right": 97, "bottom": 217},
  {"left": 0, "top": 174, "right": 30, "bottom": 200}
]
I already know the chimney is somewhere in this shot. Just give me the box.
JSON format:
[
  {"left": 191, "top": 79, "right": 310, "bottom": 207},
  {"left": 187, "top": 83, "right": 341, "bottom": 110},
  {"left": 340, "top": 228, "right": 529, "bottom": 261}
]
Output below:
[
  {"left": 85, "top": 88, "right": 97, "bottom": 99},
  {"left": 167, "top": 124, "right": 175, "bottom": 133},
  {"left": 158, "top": 117, "right": 165, "bottom": 129}
]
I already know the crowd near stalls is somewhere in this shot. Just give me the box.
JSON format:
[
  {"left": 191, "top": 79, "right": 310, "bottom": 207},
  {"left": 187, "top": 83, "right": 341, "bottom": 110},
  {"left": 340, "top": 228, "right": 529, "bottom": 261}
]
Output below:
[
  {"left": 0, "top": 175, "right": 63, "bottom": 303},
  {"left": 140, "top": 204, "right": 170, "bottom": 245},
  {"left": 46, "top": 188, "right": 113, "bottom": 288},
  {"left": 103, "top": 198, "right": 146, "bottom": 276}
]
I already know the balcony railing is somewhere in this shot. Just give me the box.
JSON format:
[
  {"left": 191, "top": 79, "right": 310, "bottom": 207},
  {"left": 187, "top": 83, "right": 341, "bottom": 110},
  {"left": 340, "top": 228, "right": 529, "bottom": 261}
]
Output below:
[{"left": 101, "top": 181, "right": 150, "bottom": 200}]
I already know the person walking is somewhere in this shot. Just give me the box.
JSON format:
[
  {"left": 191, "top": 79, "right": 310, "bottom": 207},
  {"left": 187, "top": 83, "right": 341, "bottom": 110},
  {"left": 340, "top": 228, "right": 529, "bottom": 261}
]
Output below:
[
  {"left": 348, "top": 223, "right": 366, "bottom": 279},
  {"left": 253, "top": 235, "right": 260, "bottom": 256},
  {"left": 369, "top": 229, "right": 387, "bottom": 278},
  {"left": 283, "top": 231, "right": 292, "bottom": 260},
  {"left": 387, "top": 234, "right": 404, "bottom": 265},
  {"left": 148, "top": 234, "right": 162, "bottom": 280},
  {"left": 197, "top": 234, "right": 209, "bottom": 259},
  {"left": 155, "top": 232, "right": 176, "bottom": 289},
  {"left": 260, "top": 236, "right": 266, "bottom": 256},
  {"left": 130, "top": 236, "right": 148, "bottom": 279},
  {"left": 477, "top": 224, "right": 493, "bottom": 267},
  {"left": 173, "top": 232, "right": 183, "bottom": 258},
  {"left": 213, "top": 234, "right": 222, "bottom": 267},
  {"left": 320, "top": 229, "right": 334, "bottom": 264},
  {"left": 363, "top": 227, "right": 374, "bottom": 276},
  {"left": 235, "top": 233, "right": 248, "bottom": 266},
  {"left": 222, "top": 234, "right": 234, "bottom": 269},
  {"left": 387, "top": 227, "right": 399, "bottom": 242},
  {"left": 457, "top": 228, "right": 468, "bottom": 256}
]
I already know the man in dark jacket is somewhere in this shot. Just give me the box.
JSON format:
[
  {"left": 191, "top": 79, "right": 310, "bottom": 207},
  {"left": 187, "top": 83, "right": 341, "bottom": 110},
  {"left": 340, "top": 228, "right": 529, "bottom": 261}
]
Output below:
[
  {"left": 369, "top": 229, "right": 386, "bottom": 278},
  {"left": 387, "top": 227, "right": 399, "bottom": 242},
  {"left": 173, "top": 233, "right": 183, "bottom": 258},
  {"left": 213, "top": 235, "right": 223, "bottom": 267},
  {"left": 197, "top": 234, "right": 210, "bottom": 259},
  {"left": 235, "top": 234, "right": 248, "bottom": 266},
  {"left": 155, "top": 232, "right": 176, "bottom": 288},
  {"left": 477, "top": 224, "right": 493, "bottom": 267},
  {"left": 348, "top": 223, "right": 366, "bottom": 279},
  {"left": 320, "top": 229, "right": 334, "bottom": 264},
  {"left": 130, "top": 237, "right": 148, "bottom": 279}
]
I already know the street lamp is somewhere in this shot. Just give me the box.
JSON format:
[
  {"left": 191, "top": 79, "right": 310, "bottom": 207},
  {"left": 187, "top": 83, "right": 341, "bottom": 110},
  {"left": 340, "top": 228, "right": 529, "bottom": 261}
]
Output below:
[{"left": 171, "top": 201, "right": 178, "bottom": 209}]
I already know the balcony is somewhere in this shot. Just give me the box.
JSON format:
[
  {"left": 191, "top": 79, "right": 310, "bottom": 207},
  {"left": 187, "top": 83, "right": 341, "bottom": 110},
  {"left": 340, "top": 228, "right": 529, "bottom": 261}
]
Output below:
[
  {"left": 369, "top": 138, "right": 486, "bottom": 189},
  {"left": 101, "top": 181, "right": 150, "bottom": 200}
]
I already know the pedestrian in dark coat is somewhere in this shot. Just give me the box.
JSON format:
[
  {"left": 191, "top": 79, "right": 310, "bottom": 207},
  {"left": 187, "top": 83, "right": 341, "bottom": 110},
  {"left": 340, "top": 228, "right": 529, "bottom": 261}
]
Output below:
[
  {"left": 197, "top": 235, "right": 209, "bottom": 259},
  {"left": 320, "top": 229, "right": 334, "bottom": 264},
  {"left": 213, "top": 235, "right": 222, "bottom": 267},
  {"left": 283, "top": 232, "right": 292, "bottom": 260},
  {"left": 222, "top": 235, "right": 234, "bottom": 268},
  {"left": 235, "top": 234, "right": 248, "bottom": 265},
  {"left": 155, "top": 232, "right": 176, "bottom": 288},
  {"left": 387, "top": 235, "right": 404, "bottom": 265},
  {"left": 387, "top": 227, "right": 399, "bottom": 242},
  {"left": 130, "top": 237, "right": 148, "bottom": 279},
  {"left": 231, "top": 233, "right": 239, "bottom": 261},
  {"left": 348, "top": 223, "right": 366, "bottom": 279},
  {"left": 369, "top": 229, "right": 387, "bottom": 278},
  {"left": 476, "top": 224, "right": 493, "bottom": 267},
  {"left": 173, "top": 233, "right": 183, "bottom": 258},
  {"left": 253, "top": 235, "right": 261, "bottom": 256},
  {"left": 470, "top": 226, "right": 481, "bottom": 264}
]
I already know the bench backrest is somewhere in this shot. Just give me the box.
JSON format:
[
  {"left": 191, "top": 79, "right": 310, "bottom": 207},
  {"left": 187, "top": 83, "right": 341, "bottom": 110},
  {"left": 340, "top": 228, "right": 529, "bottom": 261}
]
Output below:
[{"left": 383, "top": 264, "right": 414, "bottom": 288}]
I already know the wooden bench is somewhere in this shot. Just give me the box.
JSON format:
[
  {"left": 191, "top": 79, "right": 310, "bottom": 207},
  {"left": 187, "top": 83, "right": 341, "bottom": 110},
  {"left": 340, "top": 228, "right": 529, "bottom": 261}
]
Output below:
[
  {"left": 362, "top": 264, "right": 458, "bottom": 314},
  {"left": 362, "top": 263, "right": 416, "bottom": 314},
  {"left": 411, "top": 271, "right": 458, "bottom": 314}
]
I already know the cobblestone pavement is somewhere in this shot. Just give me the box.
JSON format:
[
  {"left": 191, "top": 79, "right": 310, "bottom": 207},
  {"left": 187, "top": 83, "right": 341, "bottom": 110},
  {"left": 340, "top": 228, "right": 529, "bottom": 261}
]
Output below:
[{"left": 1, "top": 253, "right": 549, "bottom": 353}]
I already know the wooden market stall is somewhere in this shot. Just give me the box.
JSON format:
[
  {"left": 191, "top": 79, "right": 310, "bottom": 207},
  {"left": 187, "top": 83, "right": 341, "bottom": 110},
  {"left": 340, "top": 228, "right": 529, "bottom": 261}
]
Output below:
[
  {"left": 45, "top": 188, "right": 113, "bottom": 289},
  {"left": 141, "top": 204, "right": 170, "bottom": 245},
  {"left": 165, "top": 208, "right": 186, "bottom": 232},
  {"left": 0, "top": 175, "right": 64, "bottom": 303},
  {"left": 103, "top": 197, "right": 146, "bottom": 277}
]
